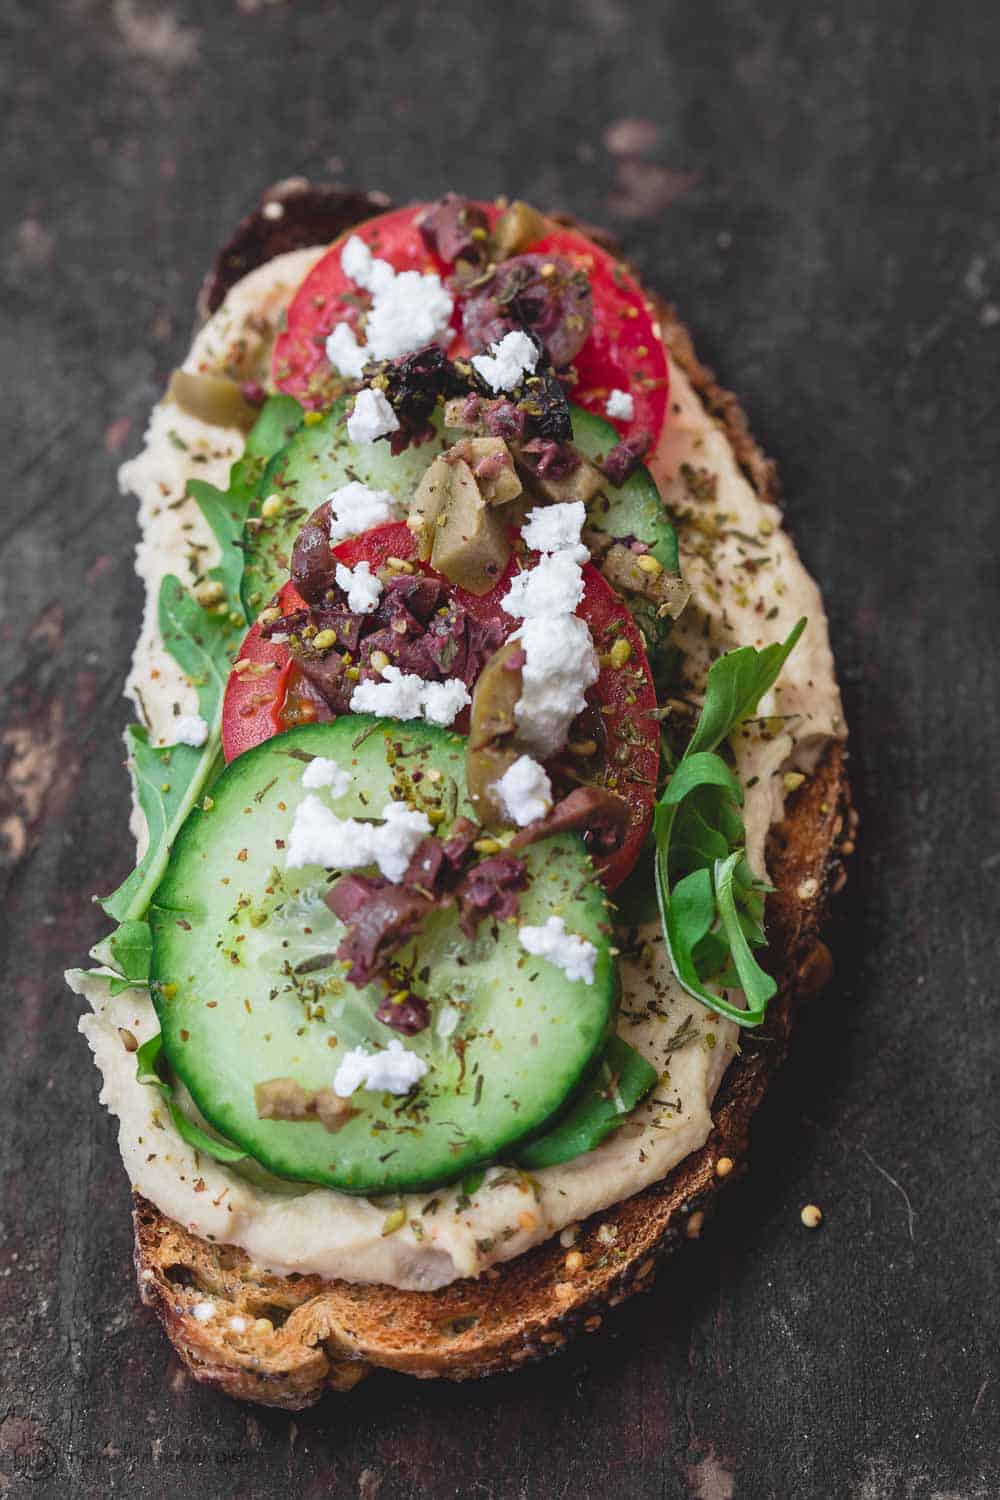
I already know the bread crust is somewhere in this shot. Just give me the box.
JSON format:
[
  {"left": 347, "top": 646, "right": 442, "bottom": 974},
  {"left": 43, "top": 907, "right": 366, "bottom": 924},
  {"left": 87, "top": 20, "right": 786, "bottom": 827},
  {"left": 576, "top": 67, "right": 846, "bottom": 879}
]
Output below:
[{"left": 130, "top": 185, "right": 852, "bottom": 1408}]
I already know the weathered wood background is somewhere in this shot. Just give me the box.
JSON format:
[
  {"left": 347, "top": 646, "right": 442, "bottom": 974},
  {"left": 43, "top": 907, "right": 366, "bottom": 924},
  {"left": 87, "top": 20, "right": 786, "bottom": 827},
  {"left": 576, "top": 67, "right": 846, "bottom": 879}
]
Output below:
[{"left": 3, "top": 1, "right": 998, "bottom": 1495}]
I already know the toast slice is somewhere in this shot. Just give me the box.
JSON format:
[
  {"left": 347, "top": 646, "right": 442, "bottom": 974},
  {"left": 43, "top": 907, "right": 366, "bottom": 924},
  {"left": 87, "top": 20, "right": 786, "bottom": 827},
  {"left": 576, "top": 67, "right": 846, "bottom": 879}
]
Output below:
[{"left": 128, "top": 182, "right": 852, "bottom": 1408}]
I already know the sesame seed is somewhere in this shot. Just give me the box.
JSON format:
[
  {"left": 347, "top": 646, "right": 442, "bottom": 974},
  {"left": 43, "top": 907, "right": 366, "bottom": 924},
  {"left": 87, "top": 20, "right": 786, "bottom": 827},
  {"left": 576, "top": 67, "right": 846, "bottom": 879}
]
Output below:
[
  {"left": 801, "top": 1204, "right": 823, "bottom": 1229},
  {"left": 564, "top": 1250, "right": 584, "bottom": 1273},
  {"left": 554, "top": 1281, "right": 575, "bottom": 1301},
  {"left": 715, "top": 1156, "right": 735, "bottom": 1178}
]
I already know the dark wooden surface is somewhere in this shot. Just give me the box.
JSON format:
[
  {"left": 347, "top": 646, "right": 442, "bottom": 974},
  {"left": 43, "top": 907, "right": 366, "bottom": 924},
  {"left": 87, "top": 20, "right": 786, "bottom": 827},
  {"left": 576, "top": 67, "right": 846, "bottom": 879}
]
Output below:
[{"left": 3, "top": 2, "right": 998, "bottom": 1495}]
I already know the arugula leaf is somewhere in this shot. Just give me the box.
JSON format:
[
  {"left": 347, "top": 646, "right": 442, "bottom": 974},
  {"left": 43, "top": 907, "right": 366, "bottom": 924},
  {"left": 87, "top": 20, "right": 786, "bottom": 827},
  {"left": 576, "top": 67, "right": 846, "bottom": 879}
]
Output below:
[
  {"left": 101, "top": 728, "right": 219, "bottom": 923},
  {"left": 99, "top": 397, "right": 299, "bottom": 936},
  {"left": 135, "top": 1034, "right": 246, "bottom": 1164},
  {"left": 512, "top": 1035, "right": 659, "bottom": 1170},
  {"left": 654, "top": 620, "right": 805, "bottom": 1028},
  {"left": 685, "top": 618, "right": 806, "bottom": 759}
]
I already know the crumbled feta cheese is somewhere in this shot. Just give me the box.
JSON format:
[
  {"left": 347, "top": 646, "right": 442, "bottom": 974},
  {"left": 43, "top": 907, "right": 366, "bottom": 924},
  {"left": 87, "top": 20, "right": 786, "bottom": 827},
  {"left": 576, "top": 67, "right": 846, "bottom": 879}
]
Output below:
[
  {"left": 521, "top": 501, "right": 589, "bottom": 563},
  {"left": 420, "top": 678, "right": 472, "bottom": 726},
  {"left": 325, "top": 321, "right": 368, "bottom": 380},
  {"left": 300, "top": 756, "right": 351, "bottom": 796},
  {"left": 375, "top": 801, "right": 436, "bottom": 881},
  {"left": 335, "top": 560, "right": 383, "bottom": 614},
  {"left": 340, "top": 234, "right": 396, "bottom": 296},
  {"left": 349, "top": 665, "right": 470, "bottom": 727},
  {"left": 518, "top": 916, "right": 598, "bottom": 984},
  {"left": 513, "top": 613, "right": 600, "bottom": 756},
  {"left": 286, "top": 796, "right": 431, "bottom": 883},
  {"left": 502, "top": 550, "right": 586, "bottom": 620},
  {"left": 191, "top": 1300, "right": 216, "bottom": 1322},
  {"left": 347, "top": 388, "right": 401, "bottom": 445},
  {"left": 364, "top": 271, "right": 454, "bottom": 363},
  {"left": 496, "top": 755, "right": 553, "bottom": 827},
  {"left": 329, "top": 237, "right": 454, "bottom": 373},
  {"left": 349, "top": 664, "right": 426, "bottom": 721},
  {"left": 471, "top": 329, "right": 539, "bottom": 392},
  {"left": 174, "top": 714, "right": 209, "bottom": 748},
  {"left": 326, "top": 480, "right": 397, "bottom": 542},
  {"left": 333, "top": 1038, "right": 429, "bottom": 1097},
  {"left": 605, "top": 388, "right": 635, "bottom": 421}
]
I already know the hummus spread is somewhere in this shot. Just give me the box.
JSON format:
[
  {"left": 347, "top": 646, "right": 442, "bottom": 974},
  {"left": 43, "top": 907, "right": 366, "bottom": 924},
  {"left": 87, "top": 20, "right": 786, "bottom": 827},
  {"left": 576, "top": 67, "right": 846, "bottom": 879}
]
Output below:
[{"left": 71, "top": 248, "right": 844, "bottom": 1292}]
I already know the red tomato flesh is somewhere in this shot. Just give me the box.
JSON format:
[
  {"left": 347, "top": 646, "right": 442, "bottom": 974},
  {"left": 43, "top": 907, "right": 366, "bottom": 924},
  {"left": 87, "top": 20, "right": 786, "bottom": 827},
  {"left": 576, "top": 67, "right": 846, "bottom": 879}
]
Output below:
[
  {"left": 222, "top": 523, "right": 659, "bottom": 889},
  {"left": 272, "top": 202, "right": 668, "bottom": 448}
]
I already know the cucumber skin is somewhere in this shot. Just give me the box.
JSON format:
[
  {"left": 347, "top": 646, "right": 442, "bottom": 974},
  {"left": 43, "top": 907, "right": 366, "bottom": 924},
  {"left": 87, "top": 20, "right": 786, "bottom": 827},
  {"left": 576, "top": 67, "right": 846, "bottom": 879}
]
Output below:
[
  {"left": 571, "top": 405, "right": 680, "bottom": 574},
  {"left": 149, "top": 719, "right": 617, "bottom": 1195},
  {"left": 240, "top": 399, "right": 448, "bottom": 618}
]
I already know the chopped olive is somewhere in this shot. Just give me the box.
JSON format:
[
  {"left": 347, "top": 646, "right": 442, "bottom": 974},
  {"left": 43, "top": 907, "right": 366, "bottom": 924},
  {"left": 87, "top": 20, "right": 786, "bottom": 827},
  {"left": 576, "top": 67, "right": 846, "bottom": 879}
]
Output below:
[
  {"left": 428, "top": 458, "right": 511, "bottom": 594},
  {"left": 492, "top": 200, "right": 548, "bottom": 260},
  {"left": 601, "top": 542, "right": 690, "bottom": 620},
  {"left": 166, "top": 369, "right": 260, "bottom": 433},
  {"left": 447, "top": 437, "right": 522, "bottom": 506},
  {"left": 466, "top": 640, "right": 526, "bottom": 824},
  {"left": 408, "top": 455, "right": 452, "bottom": 561}
]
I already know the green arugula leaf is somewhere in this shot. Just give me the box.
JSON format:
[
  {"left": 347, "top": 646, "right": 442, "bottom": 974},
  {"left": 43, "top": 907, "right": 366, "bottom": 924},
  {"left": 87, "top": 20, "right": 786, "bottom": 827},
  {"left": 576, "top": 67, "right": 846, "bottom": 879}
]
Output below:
[
  {"left": 135, "top": 1033, "right": 246, "bottom": 1164},
  {"left": 101, "top": 728, "right": 219, "bottom": 923},
  {"left": 685, "top": 617, "right": 806, "bottom": 759},
  {"left": 654, "top": 619, "right": 805, "bottom": 1028},
  {"left": 714, "top": 851, "right": 778, "bottom": 1016},
  {"left": 513, "top": 1035, "right": 659, "bottom": 1170},
  {"left": 99, "top": 397, "right": 300, "bottom": 936}
]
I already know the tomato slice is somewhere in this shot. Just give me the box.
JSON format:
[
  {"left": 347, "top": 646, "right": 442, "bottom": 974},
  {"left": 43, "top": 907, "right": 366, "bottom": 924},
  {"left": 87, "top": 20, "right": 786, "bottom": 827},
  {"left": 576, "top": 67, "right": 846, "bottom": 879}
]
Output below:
[
  {"left": 222, "top": 523, "right": 658, "bottom": 889},
  {"left": 272, "top": 202, "right": 669, "bottom": 447}
]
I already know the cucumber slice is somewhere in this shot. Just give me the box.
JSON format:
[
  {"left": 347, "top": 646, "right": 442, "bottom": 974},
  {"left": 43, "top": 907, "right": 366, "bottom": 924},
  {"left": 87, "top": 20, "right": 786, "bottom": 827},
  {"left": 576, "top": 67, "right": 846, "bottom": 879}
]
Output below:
[
  {"left": 570, "top": 405, "right": 679, "bottom": 574},
  {"left": 241, "top": 399, "right": 448, "bottom": 618},
  {"left": 149, "top": 718, "right": 616, "bottom": 1194}
]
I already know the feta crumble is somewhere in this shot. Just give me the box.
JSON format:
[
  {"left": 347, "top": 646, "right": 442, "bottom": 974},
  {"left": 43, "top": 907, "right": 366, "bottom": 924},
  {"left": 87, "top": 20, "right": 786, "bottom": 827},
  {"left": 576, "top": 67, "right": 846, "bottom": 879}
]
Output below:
[
  {"left": 174, "top": 714, "right": 209, "bottom": 748},
  {"left": 333, "top": 1038, "right": 429, "bottom": 1098},
  {"left": 339, "top": 234, "right": 396, "bottom": 296},
  {"left": 365, "top": 271, "right": 455, "bottom": 363},
  {"left": 326, "top": 480, "right": 397, "bottom": 542},
  {"left": 513, "top": 614, "right": 600, "bottom": 756},
  {"left": 501, "top": 549, "right": 586, "bottom": 620},
  {"left": 518, "top": 916, "right": 598, "bottom": 984},
  {"left": 521, "top": 501, "right": 589, "bottom": 563},
  {"left": 325, "top": 322, "right": 368, "bottom": 381},
  {"left": 471, "top": 329, "right": 539, "bottom": 392},
  {"left": 496, "top": 755, "right": 553, "bottom": 827},
  {"left": 347, "top": 388, "right": 401, "bottom": 445},
  {"left": 605, "top": 388, "right": 635, "bottom": 421},
  {"left": 300, "top": 756, "right": 351, "bottom": 796},
  {"left": 349, "top": 665, "right": 470, "bottom": 727},
  {"left": 325, "top": 235, "right": 454, "bottom": 376},
  {"left": 335, "top": 560, "right": 383, "bottom": 614},
  {"left": 286, "top": 796, "right": 431, "bottom": 883}
]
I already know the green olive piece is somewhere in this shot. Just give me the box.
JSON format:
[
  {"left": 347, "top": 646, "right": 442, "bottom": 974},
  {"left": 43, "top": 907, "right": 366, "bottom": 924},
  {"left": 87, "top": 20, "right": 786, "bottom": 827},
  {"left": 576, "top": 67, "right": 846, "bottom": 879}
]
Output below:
[
  {"left": 167, "top": 369, "right": 260, "bottom": 433},
  {"left": 408, "top": 455, "right": 452, "bottom": 561},
  {"left": 429, "top": 458, "right": 511, "bottom": 595},
  {"left": 450, "top": 438, "right": 522, "bottom": 506},
  {"left": 466, "top": 640, "right": 526, "bottom": 826},
  {"left": 493, "top": 200, "right": 548, "bottom": 260},
  {"left": 512, "top": 443, "right": 605, "bottom": 507},
  {"left": 600, "top": 542, "right": 691, "bottom": 620}
]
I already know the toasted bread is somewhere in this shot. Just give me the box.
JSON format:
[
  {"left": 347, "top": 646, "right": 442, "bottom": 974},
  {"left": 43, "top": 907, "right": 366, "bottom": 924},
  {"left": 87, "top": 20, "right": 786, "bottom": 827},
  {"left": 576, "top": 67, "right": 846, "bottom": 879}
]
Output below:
[{"left": 127, "top": 182, "right": 852, "bottom": 1408}]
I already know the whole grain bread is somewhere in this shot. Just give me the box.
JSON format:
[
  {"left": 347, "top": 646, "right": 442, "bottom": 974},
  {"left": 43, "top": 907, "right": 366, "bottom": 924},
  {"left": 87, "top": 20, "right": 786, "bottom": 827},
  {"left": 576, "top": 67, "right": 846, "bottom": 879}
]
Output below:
[{"left": 131, "top": 184, "right": 853, "bottom": 1408}]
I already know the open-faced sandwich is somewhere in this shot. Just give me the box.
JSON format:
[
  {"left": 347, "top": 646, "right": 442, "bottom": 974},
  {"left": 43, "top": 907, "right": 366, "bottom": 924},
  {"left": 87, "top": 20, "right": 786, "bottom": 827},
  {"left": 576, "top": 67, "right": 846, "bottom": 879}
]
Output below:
[{"left": 69, "top": 183, "right": 852, "bottom": 1408}]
